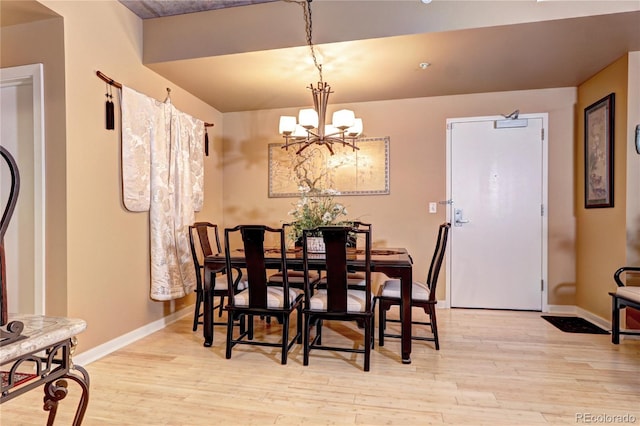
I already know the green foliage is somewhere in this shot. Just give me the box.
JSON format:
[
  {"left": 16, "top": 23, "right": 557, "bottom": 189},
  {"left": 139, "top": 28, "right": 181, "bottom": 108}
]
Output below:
[{"left": 288, "top": 186, "right": 348, "bottom": 242}]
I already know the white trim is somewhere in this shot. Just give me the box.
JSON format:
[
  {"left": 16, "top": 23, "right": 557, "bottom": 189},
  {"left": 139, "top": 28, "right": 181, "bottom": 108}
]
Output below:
[
  {"left": 0, "top": 63, "right": 46, "bottom": 315},
  {"left": 545, "top": 304, "right": 577, "bottom": 315},
  {"left": 444, "top": 114, "right": 549, "bottom": 311},
  {"left": 575, "top": 305, "right": 610, "bottom": 332},
  {"left": 73, "top": 307, "right": 192, "bottom": 366},
  {"left": 545, "top": 304, "right": 640, "bottom": 340}
]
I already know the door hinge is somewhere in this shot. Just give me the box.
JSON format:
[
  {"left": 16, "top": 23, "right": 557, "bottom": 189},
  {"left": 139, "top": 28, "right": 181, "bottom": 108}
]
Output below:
[
  {"left": 541, "top": 128, "right": 545, "bottom": 141},
  {"left": 541, "top": 279, "right": 544, "bottom": 291},
  {"left": 541, "top": 204, "right": 544, "bottom": 216}
]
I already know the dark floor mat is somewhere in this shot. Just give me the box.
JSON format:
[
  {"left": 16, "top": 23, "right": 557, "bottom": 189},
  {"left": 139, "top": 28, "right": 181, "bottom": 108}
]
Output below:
[{"left": 541, "top": 315, "right": 609, "bottom": 334}]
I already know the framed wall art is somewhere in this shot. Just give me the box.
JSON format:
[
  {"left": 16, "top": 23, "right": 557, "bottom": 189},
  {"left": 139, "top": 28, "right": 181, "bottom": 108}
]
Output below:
[
  {"left": 584, "top": 93, "right": 615, "bottom": 208},
  {"left": 268, "top": 137, "right": 390, "bottom": 198}
]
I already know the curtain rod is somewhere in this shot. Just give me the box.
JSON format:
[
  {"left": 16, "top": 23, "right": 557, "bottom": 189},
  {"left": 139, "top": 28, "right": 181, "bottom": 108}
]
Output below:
[{"left": 96, "top": 70, "right": 214, "bottom": 128}]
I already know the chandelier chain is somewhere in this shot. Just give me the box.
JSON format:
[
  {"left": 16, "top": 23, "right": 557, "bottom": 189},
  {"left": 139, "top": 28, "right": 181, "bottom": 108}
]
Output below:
[
  {"left": 283, "top": 0, "right": 323, "bottom": 83},
  {"left": 279, "top": 0, "right": 362, "bottom": 155}
]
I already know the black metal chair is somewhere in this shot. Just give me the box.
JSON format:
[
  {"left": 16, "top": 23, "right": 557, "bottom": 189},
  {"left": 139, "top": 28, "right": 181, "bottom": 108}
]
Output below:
[
  {"left": 376, "top": 222, "right": 450, "bottom": 350},
  {"left": 1, "top": 146, "right": 20, "bottom": 326},
  {"left": 224, "top": 225, "right": 303, "bottom": 365},
  {"left": 188, "top": 222, "right": 245, "bottom": 332},
  {"left": 302, "top": 226, "right": 374, "bottom": 371},
  {"left": 609, "top": 266, "right": 640, "bottom": 344}
]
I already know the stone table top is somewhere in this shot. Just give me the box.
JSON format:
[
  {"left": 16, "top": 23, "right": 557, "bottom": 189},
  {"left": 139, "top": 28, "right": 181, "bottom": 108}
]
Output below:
[{"left": 0, "top": 314, "right": 87, "bottom": 364}]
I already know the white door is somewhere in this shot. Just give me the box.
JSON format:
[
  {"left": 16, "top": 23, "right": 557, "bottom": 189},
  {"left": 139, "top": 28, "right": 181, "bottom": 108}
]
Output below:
[
  {"left": 0, "top": 64, "right": 45, "bottom": 315},
  {"left": 446, "top": 114, "right": 547, "bottom": 311}
]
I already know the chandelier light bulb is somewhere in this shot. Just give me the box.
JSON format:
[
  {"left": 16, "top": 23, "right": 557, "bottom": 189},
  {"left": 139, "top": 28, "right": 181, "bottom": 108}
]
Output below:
[
  {"left": 324, "top": 124, "right": 339, "bottom": 137},
  {"left": 332, "top": 109, "right": 356, "bottom": 130},
  {"left": 279, "top": 116, "right": 297, "bottom": 135},
  {"left": 293, "top": 124, "right": 307, "bottom": 138},
  {"left": 346, "top": 118, "right": 363, "bottom": 137},
  {"left": 299, "top": 108, "right": 319, "bottom": 129}
]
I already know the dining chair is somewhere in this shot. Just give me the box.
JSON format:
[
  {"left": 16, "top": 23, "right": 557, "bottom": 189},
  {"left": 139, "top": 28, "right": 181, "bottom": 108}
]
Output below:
[
  {"left": 314, "top": 221, "right": 371, "bottom": 290},
  {"left": 376, "top": 222, "right": 450, "bottom": 350},
  {"left": 224, "top": 225, "right": 304, "bottom": 364},
  {"left": 609, "top": 266, "right": 640, "bottom": 344},
  {"left": 267, "top": 222, "right": 320, "bottom": 289},
  {"left": 302, "top": 226, "right": 374, "bottom": 371},
  {"left": 344, "top": 221, "right": 372, "bottom": 288},
  {"left": 188, "top": 222, "right": 246, "bottom": 332}
]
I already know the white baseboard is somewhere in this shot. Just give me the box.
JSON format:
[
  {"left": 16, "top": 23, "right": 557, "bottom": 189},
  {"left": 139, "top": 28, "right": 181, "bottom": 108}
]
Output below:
[
  {"left": 73, "top": 306, "right": 193, "bottom": 366},
  {"left": 544, "top": 304, "right": 611, "bottom": 329},
  {"left": 573, "top": 305, "right": 611, "bottom": 331},
  {"left": 545, "top": 304, "right": 577, "bottom": 315}
]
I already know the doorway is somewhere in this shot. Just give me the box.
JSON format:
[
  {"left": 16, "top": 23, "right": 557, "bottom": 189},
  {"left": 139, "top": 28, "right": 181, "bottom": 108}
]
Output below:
[
  {"left": 445, "top": 114, "right": 548, "bottom": 311},
  {"left": 0, "top": 63, "right": 45, "bottom": 314}
]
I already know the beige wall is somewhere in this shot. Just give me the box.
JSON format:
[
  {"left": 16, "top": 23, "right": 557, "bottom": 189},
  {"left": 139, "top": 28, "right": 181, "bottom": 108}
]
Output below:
[
  {"left": 222, "top": 88, "right": 578, "bottom": 304},
  {"left": 2, "top": 16, "right": 68, "bottom": 316},
  {"left": 576, "top": 55, "right": 629, "bottom": 320},
  {"left": 3, "top": 1, "right": 224, "bottom": 353}
]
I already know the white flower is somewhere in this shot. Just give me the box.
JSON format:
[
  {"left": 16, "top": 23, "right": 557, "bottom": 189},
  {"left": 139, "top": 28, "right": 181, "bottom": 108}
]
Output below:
[{"left": 288, "top": 186, "right": 350, "bottom": 241}]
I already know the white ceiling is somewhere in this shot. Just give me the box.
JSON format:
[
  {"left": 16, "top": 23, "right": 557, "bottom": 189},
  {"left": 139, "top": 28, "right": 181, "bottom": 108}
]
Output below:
[
  {"left": 3, "top": 1, "right": 640, "bottom": 113},
  {"left": 139, "top": 0, "right": 640, "bottom": 113}
]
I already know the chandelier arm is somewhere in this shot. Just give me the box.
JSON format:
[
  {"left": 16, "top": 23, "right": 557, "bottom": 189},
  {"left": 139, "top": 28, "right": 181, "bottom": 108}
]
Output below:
[
  {"left": 325, "top": 143, "right": 335, "bottom": 156},
  {"left": 295, "top": 140, "right": 316, "bottom": 155},
  {"left": 324, "top": 137, "right": 360, "bottom": 151}
]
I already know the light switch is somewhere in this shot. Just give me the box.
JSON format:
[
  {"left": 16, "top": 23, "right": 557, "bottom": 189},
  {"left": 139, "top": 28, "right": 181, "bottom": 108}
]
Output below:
[{"left": 429, "top": 202, "right": 437, "bottom": 213}]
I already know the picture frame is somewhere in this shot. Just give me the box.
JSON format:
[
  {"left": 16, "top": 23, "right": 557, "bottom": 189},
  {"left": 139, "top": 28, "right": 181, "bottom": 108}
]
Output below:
[
  {"left": 584, "top": 93, "right": 615, "bottom": 208},
  {"left": 268, "top": 137, "right": 390, "bottom": 198}
]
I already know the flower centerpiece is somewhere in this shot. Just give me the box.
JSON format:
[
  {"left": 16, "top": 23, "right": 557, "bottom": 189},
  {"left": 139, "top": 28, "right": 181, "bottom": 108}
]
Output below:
[{"left": 288, "top": 185, "right": 349, "bottom": 248}]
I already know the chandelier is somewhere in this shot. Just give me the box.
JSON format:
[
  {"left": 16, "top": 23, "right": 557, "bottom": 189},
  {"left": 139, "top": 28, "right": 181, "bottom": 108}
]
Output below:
[{"left": 279, "top": 0, "right": 363, "bottom": 155}]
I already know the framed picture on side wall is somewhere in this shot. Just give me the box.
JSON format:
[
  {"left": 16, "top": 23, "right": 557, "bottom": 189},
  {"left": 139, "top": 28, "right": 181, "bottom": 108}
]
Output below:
[{"left": 584, "top": 93, "right": 615, "bottom": 208}]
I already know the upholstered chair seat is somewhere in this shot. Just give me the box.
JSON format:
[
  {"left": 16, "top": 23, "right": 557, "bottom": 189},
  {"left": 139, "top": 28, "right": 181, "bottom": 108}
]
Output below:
[
  {"left": 379, "top": 279, "right": 429, "bottom": 301},
  {"left": 308, "top": 289, "right": 372, "bottom": 312},
  {"left": 234, "top": 287, "right": 302, "bottom": 308}
]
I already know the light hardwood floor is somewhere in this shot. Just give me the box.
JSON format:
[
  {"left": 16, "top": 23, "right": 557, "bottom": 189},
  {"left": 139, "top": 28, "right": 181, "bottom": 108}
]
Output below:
[{"left": 2, "top": 308, "right": 639, "bottom": 425}]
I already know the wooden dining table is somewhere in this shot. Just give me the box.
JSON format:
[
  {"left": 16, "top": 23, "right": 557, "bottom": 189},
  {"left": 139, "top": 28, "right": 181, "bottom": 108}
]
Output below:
[{"left": 202, "top": 247, "right": 415, "bottom": 364}]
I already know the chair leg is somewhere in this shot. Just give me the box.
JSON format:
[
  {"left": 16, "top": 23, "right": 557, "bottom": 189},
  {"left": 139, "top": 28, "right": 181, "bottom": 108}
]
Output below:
[
  {"left": 316, "top": 318, "right": 323, "bottom": 345},
  {"left": 364, "top": 317, "right": 371, "bottom": 372},
  {"left": 378, "top": 303, "right": 385, "bottom": 346},
  {"left": 429, "top": 305, "right": 440, "bottom": 350},
  {"left": 281, "top": 315, "right": 289, "bottom": 365},
  {"left": 248, "top": 315, "right": 254, "bottom": 340},
  {"left": 611, "top": 296, "right": 620, "bottom": 344},
  {"left": 192, "top": 290, "right": 203, "bottom": 332},
  {"left": 240, "top": 314, "right": 246, "bottom": 334},
  {"left": 218, "top": 296, "right": 225, "bottom": 317},
  {"left": 371, "top": 312, "right": 376, "bottom": 349},
  {"left": 225, "top": 312, "right": 234, "bottom": 359},
  {"left": 303, "top": 314, "right": 311, "bottom": 366},
  {"left": 296, "top": 305, "right": 303, "bottom": 344}
]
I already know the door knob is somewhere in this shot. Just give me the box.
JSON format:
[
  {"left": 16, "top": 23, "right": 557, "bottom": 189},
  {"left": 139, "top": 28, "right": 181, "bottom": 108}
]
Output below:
[{"left": 454, "top": 208, "right": 469, "bottom": 227}]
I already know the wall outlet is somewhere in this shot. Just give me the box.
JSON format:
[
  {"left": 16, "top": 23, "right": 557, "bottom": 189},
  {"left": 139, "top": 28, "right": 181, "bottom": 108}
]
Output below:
[{"left": 429, "top": 202, "right": 437, "bottom": 213}]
